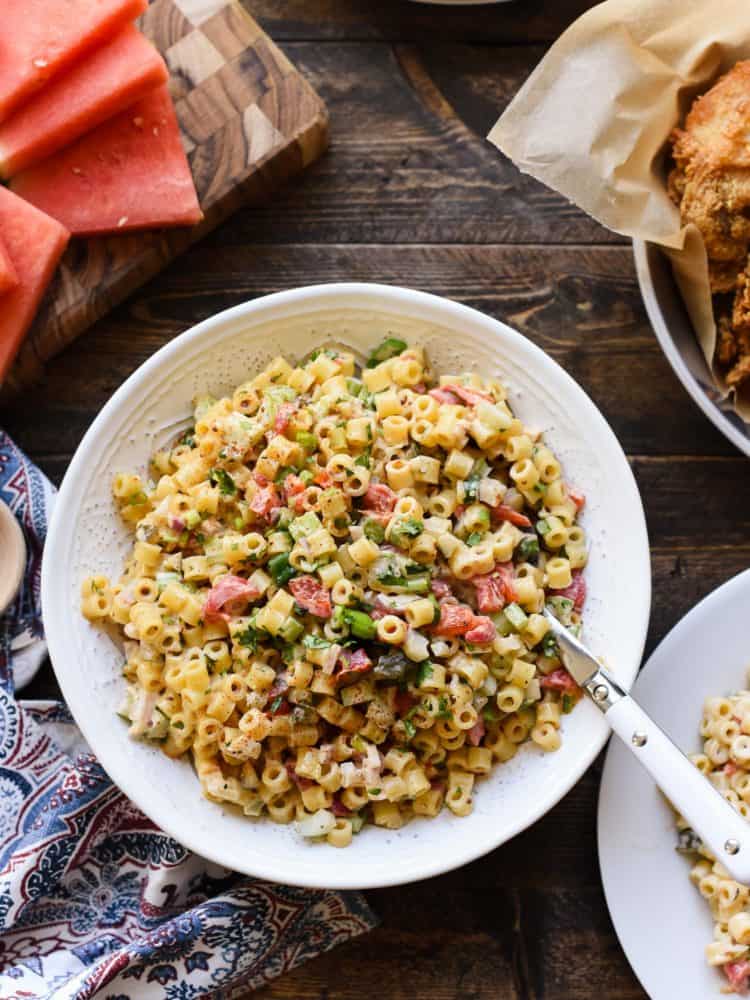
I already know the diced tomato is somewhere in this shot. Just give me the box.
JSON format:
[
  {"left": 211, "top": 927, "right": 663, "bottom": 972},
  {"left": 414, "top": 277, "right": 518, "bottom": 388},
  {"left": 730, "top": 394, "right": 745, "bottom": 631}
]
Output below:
[
  {"left": 253, "top": 472, "right": 269, "bottom": 487},
  {"left": 337, "top": 647, "right": 372, "bottom": 682},
  {"left": 492, "top": 504, "right": 532, "bottom": 528},
  {"left": 283, "top": 473, "right": 306, "bottom": 499},
  {"left": 267, "top": 673, "right": 289, "bottom": 700},
  {"left": 453, "top": 504, "right": 466, "bottom": 519},
  {"left": 552, "top": 569, "right": 587, "bottom": 613},
  {"left": 441, "top": 383, "right": 494, "bottom": 406},
  {"left": 468, "top": 719, "right": 486, "bottom": 747},
  {"left": 429, "top": 387, "right": 460, "bottom": 405},
  {"left": 465, "top": 615, "right": 497, "bottom": 644},
  {"left": 286, "top": 763, "right": 314, "bottom": 789},
  {"left": 313, "top": 469, "right": 332, "bottom": 488},
  {"left": 569, "top": 488, "right": 586, "bottom": 511},
  {"left": 289, "top": 575, "right": 332, "bottom": 618},
  {"left": 473, "top": 564, "right": 517, "bottom": 613},
  {"left": 540, "top": 668, "right": 580, "bottom": 695},
  {"left": 413, "top": 382, "right": 426, "bottom": 394},
  {"left": 434, "top": 601, "right": 476, "bottom": 637},
  {"left": 724, "top": 960, "right": 750, "bottom": 993},
  {"left": 725, "top": 761, "right": 739, "bottom": 777},
  {"left": 249, "top": 484, "right": 279, "bottom": 522},
  {"left": 331, "top": 796, "right": 352, "bottom": 817},
  {"left": 274, "top": 402, "right": 296, "bottom": 434},
  {"left": 203, "top": 574, "right": 260, "bottom": 623},
  {"left": 431, "top": 579, "right": 453, "bottom": 600},
  {"left": 395, "top": 690, "right": 417, "bottom": 717},
  {"left": 362, "top": 482, "right": 397, "bottom": 514}
]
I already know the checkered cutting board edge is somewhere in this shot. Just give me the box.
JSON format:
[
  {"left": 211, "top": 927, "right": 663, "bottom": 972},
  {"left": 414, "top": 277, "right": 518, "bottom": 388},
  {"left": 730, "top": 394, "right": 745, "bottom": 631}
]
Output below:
[{"left": 2, "top": 0, "right": 329, "bottom": 396}]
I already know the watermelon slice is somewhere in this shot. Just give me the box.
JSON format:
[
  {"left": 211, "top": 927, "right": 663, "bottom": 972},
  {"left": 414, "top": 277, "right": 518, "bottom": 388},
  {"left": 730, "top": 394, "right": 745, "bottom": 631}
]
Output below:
[
  {"left": 0, "top": 187, "right": 69, "bottom": 380},
  {"left": 0, "top": 26, "right": 169, "bottom": 178},
  {"left": 0, "top": 0, "right": 147, "bottom": 123},
  {"left": 0, "top": 236, "right": 18, "bottom": 297},
  {"left": 12, "top": 86, "right": 203, "bottom": 236}
]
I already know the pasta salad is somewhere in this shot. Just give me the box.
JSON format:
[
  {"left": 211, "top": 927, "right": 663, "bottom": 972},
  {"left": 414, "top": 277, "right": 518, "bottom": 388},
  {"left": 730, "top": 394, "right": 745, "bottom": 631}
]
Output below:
[
  {"left": 677, "top": 689, "right": 750, "bottom": 994},
  {"left": 81, "top": 338, "right": 588, "bottom": 847}
]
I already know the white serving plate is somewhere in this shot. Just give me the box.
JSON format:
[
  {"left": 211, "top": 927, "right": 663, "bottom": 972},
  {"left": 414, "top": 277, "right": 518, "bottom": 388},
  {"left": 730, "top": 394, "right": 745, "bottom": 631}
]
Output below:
[
  {"left": 599, "top": 568, "right": 750, "bottom": 999},
  {"left": 43, "top": 283, "right": 650, "bottom": 889}
]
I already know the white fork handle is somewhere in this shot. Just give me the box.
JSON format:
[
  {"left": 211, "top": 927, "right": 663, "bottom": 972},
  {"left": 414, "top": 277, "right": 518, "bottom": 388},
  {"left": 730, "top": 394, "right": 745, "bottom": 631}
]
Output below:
[{"left": 606, "top": 695, "right": 750, "bottom": 882}]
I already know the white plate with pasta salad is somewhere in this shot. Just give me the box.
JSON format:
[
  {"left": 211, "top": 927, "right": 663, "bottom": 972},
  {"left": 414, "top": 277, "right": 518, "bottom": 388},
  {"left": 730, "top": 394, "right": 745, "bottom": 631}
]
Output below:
[
  {"left": 599, "top": 569, "right": 750, "bottom": 998},
  {"left": 43, "top": 283, "right": 649, "bottom": 888}
]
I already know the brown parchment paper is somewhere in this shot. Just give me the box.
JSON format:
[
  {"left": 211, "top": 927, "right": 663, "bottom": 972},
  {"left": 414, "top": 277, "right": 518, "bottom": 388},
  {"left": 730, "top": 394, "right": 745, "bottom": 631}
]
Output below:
[{"left": 487, "top": 0, "right": 750, "bottom": 417}]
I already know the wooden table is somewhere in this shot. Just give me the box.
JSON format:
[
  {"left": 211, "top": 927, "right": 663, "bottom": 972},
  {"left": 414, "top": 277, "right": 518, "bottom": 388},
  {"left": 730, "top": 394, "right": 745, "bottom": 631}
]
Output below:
[{"left": 4, "top": 1, "right": 748, "bottom": 996}]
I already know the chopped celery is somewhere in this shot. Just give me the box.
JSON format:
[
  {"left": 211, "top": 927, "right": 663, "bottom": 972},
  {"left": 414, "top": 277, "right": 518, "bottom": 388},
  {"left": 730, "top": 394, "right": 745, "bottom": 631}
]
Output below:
[
  {"left": 268, "top": 552, "right": 296, "bottom": 586},
  {"left": 516, "top": 535, "right": 540, "bottom": 561},
  {"left": 343, "top": 608, "right": 377, "bottom": 640},
  {"left": 366, "top": 336, "right": 407, "bottom": 368},
  {"left": 289, "top": 511, "right": 322, "bottom": 540},
  {"left": 546, "top": 596, "right": 574, "bottom": 626},
  {"left": 296, "top": 430, "right": 317, "bottom": 451},
  {"left": 504, "top": 603, "right": 528, "bottom": 631}
]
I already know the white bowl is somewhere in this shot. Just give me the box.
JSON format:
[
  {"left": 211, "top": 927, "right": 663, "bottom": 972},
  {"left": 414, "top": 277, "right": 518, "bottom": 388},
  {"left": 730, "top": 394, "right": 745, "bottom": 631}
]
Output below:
[{"left": 42, "top": 283, "right": 650, "bottom": 889}]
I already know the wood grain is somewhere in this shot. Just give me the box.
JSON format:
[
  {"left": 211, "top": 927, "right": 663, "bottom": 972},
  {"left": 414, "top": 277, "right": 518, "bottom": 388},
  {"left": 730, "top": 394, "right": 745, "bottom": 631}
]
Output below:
[
  {"left": 2, "top": 0, "right": 328, "bottom": 396},
  {"left": 250, "top": 0, "right": 594, "bottom": 44},
  {"left": 219, "top": 42, "right": 620, "bottom": 248},
  {"left": 3, "top": 3, "right": 745, "bottom": 996}
]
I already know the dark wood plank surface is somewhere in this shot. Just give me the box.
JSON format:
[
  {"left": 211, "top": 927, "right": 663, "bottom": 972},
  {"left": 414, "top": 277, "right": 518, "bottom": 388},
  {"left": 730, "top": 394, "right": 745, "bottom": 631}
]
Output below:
[{"left": 3, "top": 2, "right": 747, "bottom": 997}]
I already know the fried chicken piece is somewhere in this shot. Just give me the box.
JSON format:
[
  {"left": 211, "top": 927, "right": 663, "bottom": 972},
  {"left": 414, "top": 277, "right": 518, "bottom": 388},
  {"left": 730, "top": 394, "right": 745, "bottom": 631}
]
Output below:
[
  {"left": 724, "top": 259, "right": 750, "bottom": 387},
  {"left": 717, "top": 313, "right": 738, "bottom": 367},
  {"left": 669, "top": 61, "right": 750, "bottom": 294}
]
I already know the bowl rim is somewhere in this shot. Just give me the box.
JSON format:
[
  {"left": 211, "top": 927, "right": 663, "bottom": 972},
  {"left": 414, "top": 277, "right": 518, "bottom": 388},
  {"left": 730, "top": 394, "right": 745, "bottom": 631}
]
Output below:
[
  {"left": 632, "top": 239, "right": 750, "bottom": 459},
  {"left": 42, "top": 282, "right": 651, "bottom": 888}
]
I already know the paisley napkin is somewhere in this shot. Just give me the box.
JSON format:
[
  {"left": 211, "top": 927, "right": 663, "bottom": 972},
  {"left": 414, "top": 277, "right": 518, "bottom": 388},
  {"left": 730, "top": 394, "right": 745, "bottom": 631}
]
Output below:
[{"left": 0, "top": 430, "right": 377, "bottom": 999}]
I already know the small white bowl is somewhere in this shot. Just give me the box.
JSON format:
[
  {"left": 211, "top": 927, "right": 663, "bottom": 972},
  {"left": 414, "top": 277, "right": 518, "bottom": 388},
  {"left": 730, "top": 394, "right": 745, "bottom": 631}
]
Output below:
[
  {"left": 42, "top": 283, "right": 650, "bottom": 889},
  {"left": 634, "top": 240, "right": 750, "bottom": 457}
]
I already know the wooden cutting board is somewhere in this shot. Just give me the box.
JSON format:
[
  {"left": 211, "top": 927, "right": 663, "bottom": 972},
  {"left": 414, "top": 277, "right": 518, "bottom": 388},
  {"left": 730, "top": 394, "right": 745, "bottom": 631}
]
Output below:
[{"left": 2, "top": 0, "right": 328, "bottom": 396}]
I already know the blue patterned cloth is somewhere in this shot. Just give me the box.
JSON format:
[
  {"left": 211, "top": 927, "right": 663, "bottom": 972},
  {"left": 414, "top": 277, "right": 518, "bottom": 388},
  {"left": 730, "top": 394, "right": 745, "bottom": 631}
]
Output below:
[{"left": 0, "top": 431, "right": 377, "bottom": 999}]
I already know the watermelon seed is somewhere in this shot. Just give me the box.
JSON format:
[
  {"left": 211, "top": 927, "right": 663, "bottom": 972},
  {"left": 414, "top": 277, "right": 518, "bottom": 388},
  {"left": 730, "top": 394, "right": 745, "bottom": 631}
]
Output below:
[{"left": 117, "top": 217, "right": 129, "bottom": 228}]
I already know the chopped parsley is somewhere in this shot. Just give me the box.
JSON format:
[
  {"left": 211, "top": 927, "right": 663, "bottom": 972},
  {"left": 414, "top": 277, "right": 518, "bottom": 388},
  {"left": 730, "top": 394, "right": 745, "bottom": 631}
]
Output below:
[
  {"left": 416, "top": 662, "right": 434, "bottom": 686},
  {"left": 363, "top": 518, "right": 385, "bottom": 543},
  {"left": 303, "top": 634, "right": 332, "bottom": 651},
  {"left": 466, "top": 532, "right": 483, "bottom": 547},
  {"left": 435, "top": 697, "right": 452, "bottom": 720},
  {"left": 403, "top": 718, "right": 417, "bottom": 740},
  {"left": 236, "top": 626, "right": 260, "bottom": 651},
  {"left": 209, "top": 468, "right": 237, "bottom": 496},
  {"left": 540, "top": 632, "right": 559, "bottom": 658}
]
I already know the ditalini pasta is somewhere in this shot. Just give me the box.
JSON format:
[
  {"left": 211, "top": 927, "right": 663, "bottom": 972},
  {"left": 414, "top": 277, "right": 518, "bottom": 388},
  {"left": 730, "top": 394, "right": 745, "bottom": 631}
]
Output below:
[
  {"left": 81, "top": 338, "right": 588, "bottom": 846},
  {"left": 675, "top": 690, "right": 750, "bottom": 994}
]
